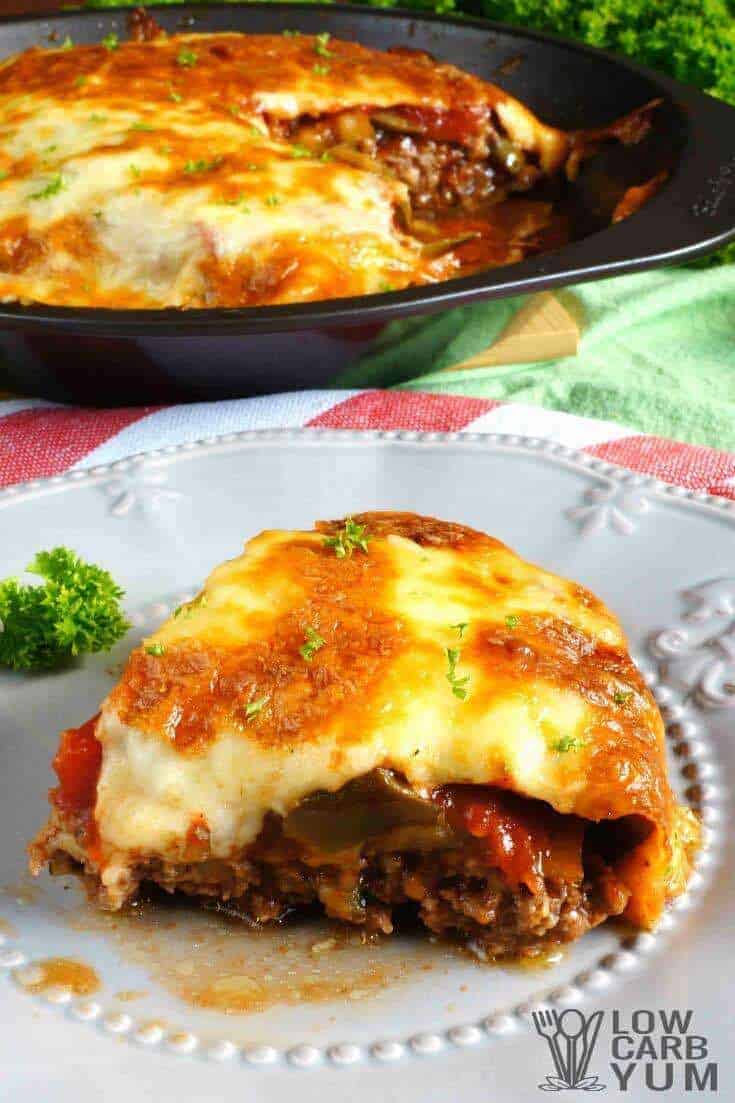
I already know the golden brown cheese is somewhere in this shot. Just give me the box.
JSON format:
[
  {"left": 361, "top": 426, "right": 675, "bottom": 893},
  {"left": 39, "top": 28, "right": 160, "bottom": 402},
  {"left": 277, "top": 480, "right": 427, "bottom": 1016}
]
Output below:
[
  {"left": 37, "top": 512, "right": 697, "bottom": 927},
  {"left": 0, "top": 29, "right": 576, "bottom": 308}
]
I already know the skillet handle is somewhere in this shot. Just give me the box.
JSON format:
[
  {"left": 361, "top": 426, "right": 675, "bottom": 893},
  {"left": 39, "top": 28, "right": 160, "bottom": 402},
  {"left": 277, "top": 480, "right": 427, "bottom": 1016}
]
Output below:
[{"left": 662, "top": 85, "right": 735, "bottom": 255}]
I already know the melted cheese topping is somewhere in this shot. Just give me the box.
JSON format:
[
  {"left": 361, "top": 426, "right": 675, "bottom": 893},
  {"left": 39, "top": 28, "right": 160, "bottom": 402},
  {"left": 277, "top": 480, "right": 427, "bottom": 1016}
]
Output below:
[
  {"left": 0, "top": 31, "right": 569, "bottom": 308},
  {"left": 90, "top": 512, "right": 694, "bottom": 925}
]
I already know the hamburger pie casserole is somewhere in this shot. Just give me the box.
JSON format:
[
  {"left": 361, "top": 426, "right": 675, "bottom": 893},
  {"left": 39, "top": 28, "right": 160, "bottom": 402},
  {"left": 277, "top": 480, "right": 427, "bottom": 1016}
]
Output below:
[
  {"left": 0, "top": 12, "right": 661, "bottom": 309},
  {"left": 31, "top": 513, "right": 699, "bottom": 960}
]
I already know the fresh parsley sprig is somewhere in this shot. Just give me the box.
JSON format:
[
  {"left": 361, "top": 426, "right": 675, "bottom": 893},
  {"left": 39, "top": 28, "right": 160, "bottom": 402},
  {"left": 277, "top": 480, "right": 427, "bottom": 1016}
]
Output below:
[
  {"left": 445, "top": 646, "right": 470, "bottom": 700},
  {"left": 552, "top": 735, "right": 585, "bottom": 753},
  {"left": 0, "top": 547, "right": 130, "bottom": 671},
  {"left": 314, "top": 32, "right": 333, "bottom": 59},
  {"left": 245, "top": 695, "right": 269, "bottom": 721},
  {"left": 29, "top": 173, "right": 65, "bottom": 201},
  {"left": 184, "top": 156, "right": 223, "bottom": 175},
  {"left": 176, "top": 47, "right": 197, "bottom": 67},
  {"left": 323, "top": 518, "right": 370, "bottom": 559},
  {"left": 299, "top": 626, "right": 325, "bottom": 662}
]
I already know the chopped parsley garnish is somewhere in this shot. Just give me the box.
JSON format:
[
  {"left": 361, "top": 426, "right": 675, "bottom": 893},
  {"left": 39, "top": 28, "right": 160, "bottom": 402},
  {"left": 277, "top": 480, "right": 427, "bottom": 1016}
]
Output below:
[
  {"left": 60, "top": 36, "right": 73, "bottom": 51},
  {"left": 245, "top": 695, "right": 269, "bottom": 721},
  {"left": 281, "top": 29, "right": 301, "bottom": 37},
  {"left": 128, "top": 163, "right": 141, "bottom": 178},
  {"left": 101, "top": 32, "right": 119, "bottom": 52},
  {"left": 299, "top": 626, "right": 325, "bottom": 662},
  {"left": 245, "top": 162, "right": 260, "bottom": 171},
  {"left": 264, "top": 193, "right": 281, "bottom": 206},
  {"left": 613, "top": 689, "right": 633, "bottom": 705},
  {"left": 313, "top": 63, "right": 330, "bottom": 76},
  {"left": 0, "top": 547, "right": 130, "bottom": 671},
  {"left": 323, "top": 517, "right": 370, "bottom": 558},
  {"left": 0, "top": 171, "right": 7, "bottom": 183},
  {"left": 314, "top": 32, "right": 333, "bottom": 58},
  {"left": 320, "top": 151, "right": 332, "bottom": 162},
  {"left": 168, "top": 84, "right": 182, "bottom": 103},
  {"left": 290, "top": 143, "right": 313, "bottom": 159},
  {"left": 379, "top": 281, "right": 396, "bottom": 292},
  {"left": 445, "top": 647, "right": 470, "bottom": 700},
  {"left": 451, "top": 621, "right": 468, "bottom": 639},
  {"left": 249, "top": 125, "right": 263, "bottom": 139},
  {"left": 73, "top": 75, "right": 87, "bottom": 88},
  {"left": 145, "top": 642, "right": 166, "bottom": 657},
  {"left": 184, "top": 156, "right": 223, "bottom": 175},
  {"left": 29, "top": 173, "right": 65, "bottom": 200},
  {"left": 176, "top": 47, "right": 198, "bottom": 68},
  {"left": 505, "top": 614, "right": 519, "bottom": 629},
  {"left": 88, "top": 113, "right": 107, "bottom": 124},
  {"left": 173, "top": 593, "right": 207, "bottom": 619},
  {"left": 552, "top": 735, "right": 583, "bottom": 753},
  {"left": 130, "top": 121, "right": 154, "bottom": 132},
  {"left": 227, "top": 104, "right": 241, "bottom": 117}
]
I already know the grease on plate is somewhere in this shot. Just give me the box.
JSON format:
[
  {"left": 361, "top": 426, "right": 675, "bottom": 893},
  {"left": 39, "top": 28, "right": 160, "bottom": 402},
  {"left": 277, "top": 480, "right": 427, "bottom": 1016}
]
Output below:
[
  {"left": 63, "top": 889, "right": 454, "bottom": 1016},
  {"left": 17, "top": 957, "right": 100, "bottom": 996}
]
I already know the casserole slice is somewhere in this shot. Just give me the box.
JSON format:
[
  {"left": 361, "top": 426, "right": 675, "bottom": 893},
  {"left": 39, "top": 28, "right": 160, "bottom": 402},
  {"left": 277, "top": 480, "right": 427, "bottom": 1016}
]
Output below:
[{"left": 30, "top": 512, "right": 698, "bottom": 959}]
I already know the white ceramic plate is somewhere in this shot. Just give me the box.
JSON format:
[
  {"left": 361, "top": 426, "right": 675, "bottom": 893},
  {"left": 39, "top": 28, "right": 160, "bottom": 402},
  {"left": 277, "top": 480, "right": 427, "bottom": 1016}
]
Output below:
[{"left": 0, "top": 430, "right": 731, "bottom": 1103}]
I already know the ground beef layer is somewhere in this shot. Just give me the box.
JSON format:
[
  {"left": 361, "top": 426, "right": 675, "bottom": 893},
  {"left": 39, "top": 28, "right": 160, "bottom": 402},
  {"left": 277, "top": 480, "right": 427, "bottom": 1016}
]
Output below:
[{"left": 38, "top": 825, "right": 631, "bottom": 961}]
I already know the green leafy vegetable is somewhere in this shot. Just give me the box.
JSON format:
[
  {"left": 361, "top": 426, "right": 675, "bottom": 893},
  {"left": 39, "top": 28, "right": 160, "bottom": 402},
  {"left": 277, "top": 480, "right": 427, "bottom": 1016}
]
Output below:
[
  {"left": 445, "top": 646, "right": 470, "bottom": 700},
  {"left": 505, "top": 614, "right": 519, "bottom": 629},
  {"left": 312, "top": 63, "right": 330, "bottom": 76},
  {"left": 176, "top": 47, "right": 198, "bottom": 67},
  {"left": 145, "top": 642, "right": 166, "bottom": 656},
  {"left": 0, "top": 547, "right": 130, "bottom": 671},
  {"left": 101, "top": 32, "right": 119, "bottom": 51},
  {"left": 245, "top": 695, "right": 269, "bottom": 720},
  {"left": 264, "top": 193, "right": 281, "bottom": 206},
  {"left": 29, "top": 173, "right": 65, "bottom": 200},
  {"left": 73, "top": 75, "right": 87, "bottom": 88},
  {"left": 60, "top": 36, "right": 74, "bottom": 50},
  {"left": 552, "top": 735, "right": 584, "bottom": 753},
  {"left": 184, "top": 156, "right": 223, "bottom": 174},
  {"left": 173, "top": 593, "right": 207, "bottom": 618},
  {"left": 324, "top": 518, "right": 370, "bottom": 558},
  {"left": 299, "top": 626, "right": 326, "bottom": 662},
  {"left": 168, "top": 84, "right": 182, "bottom": 103},
  {"left": 314, "top": 32, "right": 333, "bottom": 59},
  {"left": 612, "top": 689, "right": 633, "bottom": 705},
  {"left": 290, "top": 143, "right": 314, "bottom": 159}
]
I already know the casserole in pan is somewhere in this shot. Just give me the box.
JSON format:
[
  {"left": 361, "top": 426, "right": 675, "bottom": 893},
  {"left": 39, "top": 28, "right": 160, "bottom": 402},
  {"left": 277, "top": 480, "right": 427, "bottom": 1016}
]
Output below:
[{"left": 0, "top": 3, "right": 733, "bottom": 402}]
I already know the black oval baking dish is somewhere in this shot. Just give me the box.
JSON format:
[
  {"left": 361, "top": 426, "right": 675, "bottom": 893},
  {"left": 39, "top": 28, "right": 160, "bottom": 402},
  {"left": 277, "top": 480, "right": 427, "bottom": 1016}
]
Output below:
[{"left": 1, "top": 2, "right": 734, "bottom": 405}]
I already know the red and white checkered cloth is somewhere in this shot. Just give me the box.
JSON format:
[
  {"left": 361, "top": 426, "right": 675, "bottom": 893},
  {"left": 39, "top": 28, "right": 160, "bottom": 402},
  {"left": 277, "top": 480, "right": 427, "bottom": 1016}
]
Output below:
[{"left": 2, "top": 390, "right": 735, "bottom": 498}]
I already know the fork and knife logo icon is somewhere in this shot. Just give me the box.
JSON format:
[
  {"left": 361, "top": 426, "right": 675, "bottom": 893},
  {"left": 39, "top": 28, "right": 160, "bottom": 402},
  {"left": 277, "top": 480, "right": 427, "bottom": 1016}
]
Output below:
[{"left": 532, "top": 1009, "right": 606, "bottom": 1091}]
